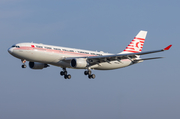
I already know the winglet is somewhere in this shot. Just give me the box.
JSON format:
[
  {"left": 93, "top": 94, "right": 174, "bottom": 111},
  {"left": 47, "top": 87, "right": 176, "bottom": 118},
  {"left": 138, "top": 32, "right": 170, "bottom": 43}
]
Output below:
[{"left": 164, "top": 45, "right": 172, "bottom": 50}]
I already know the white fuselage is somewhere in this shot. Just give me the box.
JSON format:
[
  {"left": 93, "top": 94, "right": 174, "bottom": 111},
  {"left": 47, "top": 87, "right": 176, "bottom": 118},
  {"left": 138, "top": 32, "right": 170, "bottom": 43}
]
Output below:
[{"left": 8, "top": 42, "right": 133, "bottom": 70}]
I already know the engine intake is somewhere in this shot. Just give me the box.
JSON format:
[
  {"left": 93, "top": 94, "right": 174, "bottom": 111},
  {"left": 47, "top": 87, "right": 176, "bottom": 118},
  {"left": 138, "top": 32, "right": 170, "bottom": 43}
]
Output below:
[
  {"left": 71, "top": 58, "right": 87, "bottom": 68},
  {"left": 29, "top": 62, "right": 49, "bottom": 69}
]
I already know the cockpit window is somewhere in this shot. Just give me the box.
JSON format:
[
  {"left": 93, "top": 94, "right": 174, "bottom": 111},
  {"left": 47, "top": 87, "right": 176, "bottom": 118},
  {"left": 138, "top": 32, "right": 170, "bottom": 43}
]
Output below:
[{"left": 12, "top": 45, "right": 20, "bottom": 48}]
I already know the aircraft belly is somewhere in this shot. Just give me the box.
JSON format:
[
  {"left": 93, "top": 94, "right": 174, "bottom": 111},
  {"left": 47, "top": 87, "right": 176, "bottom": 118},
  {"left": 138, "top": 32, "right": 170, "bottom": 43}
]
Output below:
[{"left": 94, "top": 60, "right": 132, "bottom": 70}]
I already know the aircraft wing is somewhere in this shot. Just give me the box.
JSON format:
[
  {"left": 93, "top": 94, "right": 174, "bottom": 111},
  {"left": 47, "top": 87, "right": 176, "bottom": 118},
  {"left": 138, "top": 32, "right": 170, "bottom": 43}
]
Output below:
[
  {"left": 62, "top": 45, "right": 172, "bottom": 67},
  {"left": 85, "top": 45, "right": 172, "bottom": 66}
]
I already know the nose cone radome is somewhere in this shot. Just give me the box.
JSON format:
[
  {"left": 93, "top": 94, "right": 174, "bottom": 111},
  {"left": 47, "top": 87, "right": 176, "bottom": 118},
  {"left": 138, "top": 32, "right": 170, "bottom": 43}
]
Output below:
[{"left": 8, "top": 48, "right": 13, "bottom": 54}]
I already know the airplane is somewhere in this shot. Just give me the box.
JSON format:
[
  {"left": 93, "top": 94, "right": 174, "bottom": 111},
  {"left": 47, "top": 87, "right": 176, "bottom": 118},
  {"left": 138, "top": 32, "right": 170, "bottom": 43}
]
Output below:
[{"left": 8, "top": 30, "right": 172, "bottom": 79}]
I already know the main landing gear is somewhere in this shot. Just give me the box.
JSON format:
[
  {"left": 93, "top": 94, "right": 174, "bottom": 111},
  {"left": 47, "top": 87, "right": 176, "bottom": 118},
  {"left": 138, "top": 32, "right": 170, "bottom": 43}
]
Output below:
[
  {"left": 60, "top": 68, "right": 71, "bottom": 79},
  {"left": 60, "top": 68, "right": 95, "bottom": 79},
  {"left": 21, "top": 59, "right": 26, "bottom": 68},
  {"left": 84, "top": 70, "right": 96, "bottom": 79}
]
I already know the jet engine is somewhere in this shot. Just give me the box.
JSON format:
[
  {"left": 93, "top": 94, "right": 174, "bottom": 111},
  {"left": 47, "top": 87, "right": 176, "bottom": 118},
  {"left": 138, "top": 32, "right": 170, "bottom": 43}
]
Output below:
[
  {"left": 70, "top": 58, "right": 88, "bottom": 68},
  {"left": 29, "top": 62, "right": 49, "bottom": 69}
]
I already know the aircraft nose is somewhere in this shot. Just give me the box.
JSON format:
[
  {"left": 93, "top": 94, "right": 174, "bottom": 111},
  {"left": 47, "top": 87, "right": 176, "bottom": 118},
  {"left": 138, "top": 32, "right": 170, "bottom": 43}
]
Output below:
[{"left": 8, "top": 48, "right": 13, "bottom": 54}]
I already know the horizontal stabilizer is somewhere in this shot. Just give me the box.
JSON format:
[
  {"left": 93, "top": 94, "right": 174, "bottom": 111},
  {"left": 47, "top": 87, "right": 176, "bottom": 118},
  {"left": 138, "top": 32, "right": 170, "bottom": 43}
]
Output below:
[{"left": 135, "top": 57, "right": 163, "bottom": 61}]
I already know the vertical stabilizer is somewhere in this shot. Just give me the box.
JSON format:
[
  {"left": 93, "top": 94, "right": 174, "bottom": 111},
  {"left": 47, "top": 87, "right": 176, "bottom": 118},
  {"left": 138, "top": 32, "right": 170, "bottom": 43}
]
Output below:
[{"left": 120, "top": 30, "right": 147, "bottom": 54}]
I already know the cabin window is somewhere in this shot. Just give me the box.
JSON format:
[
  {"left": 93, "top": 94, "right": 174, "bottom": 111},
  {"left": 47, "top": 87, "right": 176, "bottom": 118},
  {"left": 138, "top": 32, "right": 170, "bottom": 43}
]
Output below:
[
  {"left": 45, "top": 47, "right": 52, "bottom": 49},
  {"left": 54, "top": 48, "right": 61, "bottom": 50},
  {"left": 84, "top": 52, "right": 89, "bottom": 54},
  {"left": 36, "top": 45, "right": 43, "bottom": 48}
]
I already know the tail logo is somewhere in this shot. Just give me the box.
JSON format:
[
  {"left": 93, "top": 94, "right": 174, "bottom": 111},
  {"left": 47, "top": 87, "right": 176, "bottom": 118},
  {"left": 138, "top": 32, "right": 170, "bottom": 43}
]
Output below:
[
  {"left": 134, "top": 40, "right": 143, "bottom": 51},
  {"left": 135, "top": 42, "right": 140, "bottom": 49},
  {"left": 120, "top": 30, "right": 147, "bottom": 54},
  {"left": 124, "top": 37, "right": 145, "bottom": 53}
]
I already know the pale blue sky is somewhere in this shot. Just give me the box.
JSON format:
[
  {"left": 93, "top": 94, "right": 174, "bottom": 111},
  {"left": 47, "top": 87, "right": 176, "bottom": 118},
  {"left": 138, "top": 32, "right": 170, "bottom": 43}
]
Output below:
[{"left": 0, "top": 0, "right": 179, "bottom": 119}]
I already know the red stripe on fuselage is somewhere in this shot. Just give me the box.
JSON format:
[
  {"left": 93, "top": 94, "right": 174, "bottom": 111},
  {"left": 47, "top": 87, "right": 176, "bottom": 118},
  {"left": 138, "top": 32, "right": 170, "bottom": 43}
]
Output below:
[{"left": 14, "top": 46, "right": 98, "bottom": 57}]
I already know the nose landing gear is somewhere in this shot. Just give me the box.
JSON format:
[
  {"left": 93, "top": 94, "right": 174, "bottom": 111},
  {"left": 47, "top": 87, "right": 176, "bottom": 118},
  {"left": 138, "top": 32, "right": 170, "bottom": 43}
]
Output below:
[{"left": 21, "top": 59, "right": 26, "bottom": 68}]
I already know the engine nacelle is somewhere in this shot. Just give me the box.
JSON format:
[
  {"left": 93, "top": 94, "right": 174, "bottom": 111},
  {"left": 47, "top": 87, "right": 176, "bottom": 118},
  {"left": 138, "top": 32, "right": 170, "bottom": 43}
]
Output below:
[
  {"left": 70, "top": 58, "right": 87, "bottom": 68},
  {"left": 29, "top": 62, "right": 49, "bottom": 69}
]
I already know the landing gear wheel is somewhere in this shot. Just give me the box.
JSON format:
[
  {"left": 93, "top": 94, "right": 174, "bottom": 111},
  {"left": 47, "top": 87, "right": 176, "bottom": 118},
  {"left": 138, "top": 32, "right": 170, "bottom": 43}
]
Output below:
[
  {"left": 88, "top": 74, "right": 95, "bottom": 79},
  {"left": 21, "top": 64, "right": 26, "bottom": 68},
  {"left": 67, "top": 74, "right": 71, "bottom": 79},
  {"left": 88, "top": 71, "right": 91, "bottom": 75},
  {"left": 60, "top": 71, "right": 64, "bottom": 76},
  {"left": 84, "top": 71, "right": 88, "bottom": 75},
  {"left": 88, "top": 75, "right": 92, "bottom": 79},
  {"left": 64, "top": 71, "right": 67, "bottom": 75},
  {"left": 60, "top": 71, "right": 67, "bottom": 76},
  {"left": 64, "top": 75, "right": 67, "bottom": 79},
  {"left": 84, "top": 70, "right": 91, "bottom": 75},
  {"left": 91, "top": 74, "right": 95, "bottom": 79},
  {"left": 64, "top": 74, "right": 71, "bottom": 79}
]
